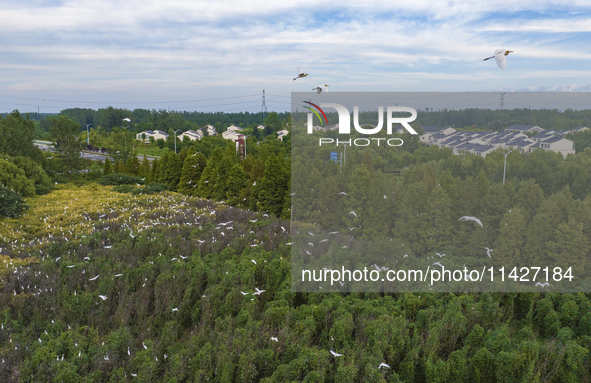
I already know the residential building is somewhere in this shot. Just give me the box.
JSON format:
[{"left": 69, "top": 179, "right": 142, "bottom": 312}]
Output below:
[
  {"left": 136, "top": 130, "right": 169, "bottom": 142},
  {"left": 504, "top": 125, "right": 544, "bottom": 134},
  {"left": 539, "top": 136, "right": 575, "bottom": 158},
  {"left": 277, "top": 129, "right": 289, "bottom": 141},
  {"left": 222, "top": 130, "right": 243, "bottom": 142},
  {"left": 422, "top": 126, "right": 574, "bottom": 158},
  {"left": 227, "top": 125, "right": 243, "bottom": 132},
  {"left": 205, "top": 125, "right": 217, "bottom": 136},
  {"left": 178, "top": 130, "right": 203, "bottom": 141}
]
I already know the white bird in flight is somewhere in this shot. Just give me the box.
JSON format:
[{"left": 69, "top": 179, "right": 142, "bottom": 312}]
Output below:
[
  {"left": 253, "top": 287, "right": 266, "bottom": 296},
  {"left": 379, "top": 363, "right": 390, "bottom": 369},
  {"left": 270, "top": 337, "right": 278, "bottom": 342},
  {"left": 294, "top": 67, "right": 308, "bottom": 81},
  {"left": 536, "top": 281, "right": 549, "bottom": 288},
  {"left": 313, "top": 84, "right": 329, "bottom": 94},
  {"left": 483, "top": 49, "right": 513, "bottom": 70},
  {"left": 458, "top": 216, "right": 483, "bottom": 227},
  {"left": 99, "top": 295, "right": 107, "bottom": 300},
  {"left": 349, "top": 211, "right": 357, "bottom": 218},
  {"left": 89, "top": 275, "right": 100, "bottom": 281},
  {"left": 485, "top": 247, "right": 493, "bottom": 258},
  {"left": 330, "top": 350, "right": 343, "bottom": 357},
  {"left": 172, "top": 308, "right": 178, "bottom": 312}
]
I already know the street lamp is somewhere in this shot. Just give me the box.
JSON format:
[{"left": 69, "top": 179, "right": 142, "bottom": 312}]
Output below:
[
  {"left": 502, "top": 150, "right": 512, "bottom": 185},
  {"left": 173, "top": 129, "right": 180, "bottom": 154},
  {"left": 84, "top": 123, "right": 92, "bottom": 145}
]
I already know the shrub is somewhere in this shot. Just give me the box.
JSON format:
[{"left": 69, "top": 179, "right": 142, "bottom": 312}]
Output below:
[
  {"left": 2, "top": 155, "right": 52, "bottom": 195},
  {"left": 0, "top": 185, "right": 28, "bottom": 218},
  {"left": 112, "top": 184, "right": 137, "bottom": 193},
  {"left": 99, "top": 173, "right": 145, "bottom": 186},
  {"left": 132, "top": 183, "right": 168, "bottom": 195},
  {"left": 0, "top": 158, "right": 36, "bottom": 197}
]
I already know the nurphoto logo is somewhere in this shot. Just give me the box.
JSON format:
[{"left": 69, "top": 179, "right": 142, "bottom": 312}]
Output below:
[{"left": 305, "top": 101, "right": 418, "bottom": 147}]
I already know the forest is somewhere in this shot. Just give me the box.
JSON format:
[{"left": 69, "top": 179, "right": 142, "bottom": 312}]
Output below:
[{"left": 0, "top": 108, "right": 590, "bottom": 381}]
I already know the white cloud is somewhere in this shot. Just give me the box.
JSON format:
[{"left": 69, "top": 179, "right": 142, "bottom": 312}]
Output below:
[{"left": 1, "top": 1, "right": 591, "bottom": 112}]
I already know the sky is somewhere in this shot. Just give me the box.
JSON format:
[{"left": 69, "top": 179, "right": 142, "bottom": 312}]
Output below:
[{"left": 1, "top": 0, "right": 590, "bottom": 113}]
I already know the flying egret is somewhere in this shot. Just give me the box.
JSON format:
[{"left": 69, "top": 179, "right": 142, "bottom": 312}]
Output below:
[
  {"left": 89, "top": 275, "right": 100, "bottom": 281},
  {"left": 458, "top": 216, "right": 483, "bottom": 227},
  {"left": 349, "top": 211, "right": 357, "bottom": 218},
  {"left": 483, "top": 49, "right": 513, "bottom": 70},
  {"left": 536, "top": 281, "right": 549, "bottom": 288},
  {"left": 379, "top": 363, "right": 390, "bottom": 369},
  {"left": 330, "top": 350, "right": 343, "bottom": 357},
  {"left": 270, "top": 337, "right": 278, "bottom": 342},
  {"left": 99, "top": 295, "right": 107, "bottom": 300},
  {"left": 313, "top": 84, "right": 329, "bottom": 94},
  {"left": 294, "top": 67, "right": 308, "bottom": 81},
  {"left": 253, "top": 287, "right": 266, "bottom": 296},
  {"left": 485, "top": 247, "right": 493, "bottom": 258}
]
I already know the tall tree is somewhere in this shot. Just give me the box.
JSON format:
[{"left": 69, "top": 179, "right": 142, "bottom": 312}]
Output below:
[
  {"left": 178, "top": 152, "right": 207, "bottom": 196},
  {"left": 253, "top": 154, "right": 289, "bottom": 217},
  {"left": 0, "top": 110, "right": 41, "bottom": 161},
  {"left": 49, "top": 115, "right": 84, "bottom": 171},
  {"left": 108, "top": 127, "right": 136, "bottom": 165}
]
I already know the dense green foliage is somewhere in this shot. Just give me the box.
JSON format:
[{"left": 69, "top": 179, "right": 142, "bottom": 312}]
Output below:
[
  {"left": 567, "top": 130, "right": 591, "bottom": 153},
  {"left": 49, "top": 115, "right": 85, "bottom": 172},
  {"left": 0, "top": 111, "right": 41, "bottom": 161},
  {"left": 0, "top": 187, "right": 590, "bottom": 381},
  {"left": 1, "top": 107, "right": 591, "bottom": 381},
  {"left": 0, "top": 185, "right": 28, "bottom": 218},
  {"left": 99, "top": 173, "right": 146, "bottom": 186},
  {"left": 0, "top": 158, "right": 36, "bottom": 197}
]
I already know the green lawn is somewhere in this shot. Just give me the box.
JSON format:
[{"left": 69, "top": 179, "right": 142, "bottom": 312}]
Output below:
[{"left": 136, "top": 146, "right": 169, "bottom": 157}]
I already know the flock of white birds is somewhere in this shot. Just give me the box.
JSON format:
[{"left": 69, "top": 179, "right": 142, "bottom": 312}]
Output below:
[
  {"left": 294, "top": 48, "right": 513, "bottom": 94},
  {"left": 0, "top": 184, "right": 299, "bottom": 370}
]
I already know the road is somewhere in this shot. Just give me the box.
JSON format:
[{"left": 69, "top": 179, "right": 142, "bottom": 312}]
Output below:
[{"left": 34, "top": 141, "right": 159, "bottom": 162}]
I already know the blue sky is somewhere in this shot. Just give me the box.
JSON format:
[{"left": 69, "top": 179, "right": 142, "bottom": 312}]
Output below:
[{"left": 1, "top": 1, "right": 590, "bottom": 113}]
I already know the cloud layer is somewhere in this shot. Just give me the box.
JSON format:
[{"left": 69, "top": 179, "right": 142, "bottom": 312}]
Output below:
[{"left": 1, "top": 1, "right": 590, "bottom": 112}]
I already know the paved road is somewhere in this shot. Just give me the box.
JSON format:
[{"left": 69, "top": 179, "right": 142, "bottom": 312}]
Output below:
[{"left": 34, "top": 141, "right": 158, "bottom": 162}]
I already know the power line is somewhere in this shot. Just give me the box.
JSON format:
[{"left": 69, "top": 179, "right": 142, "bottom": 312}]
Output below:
[{"left": 0, "top": 93, "right": 261, "bottom": 105}]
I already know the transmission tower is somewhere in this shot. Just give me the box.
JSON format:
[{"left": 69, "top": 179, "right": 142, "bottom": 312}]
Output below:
[
  {"left": 499, "top": 92, "right": 506, "bottom": 110},
  {"left": 261, "top": 89, "right": 267, "bottom": 116}
]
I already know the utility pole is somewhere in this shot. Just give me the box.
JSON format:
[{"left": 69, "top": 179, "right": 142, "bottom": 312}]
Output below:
[
  {"left": 503, "top": 151, "right": 512, "bottom": 184},
  {"left": 84, "top": 123, "right": 92, "bottom": 145}
]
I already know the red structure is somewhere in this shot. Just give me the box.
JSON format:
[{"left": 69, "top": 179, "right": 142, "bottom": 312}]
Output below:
[{"left": 236, "top": 134, "right": 245, "bottom": 160}]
